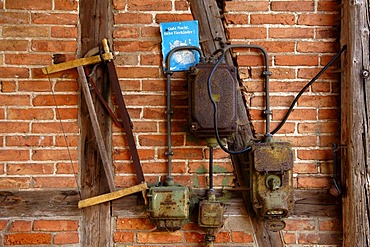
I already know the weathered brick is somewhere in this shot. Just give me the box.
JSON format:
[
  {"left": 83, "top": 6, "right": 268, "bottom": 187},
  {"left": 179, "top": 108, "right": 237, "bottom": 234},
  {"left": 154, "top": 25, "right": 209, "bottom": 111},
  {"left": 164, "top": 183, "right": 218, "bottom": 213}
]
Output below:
[
  {"left": 31, "top": 149, "right": 78, "bottom": 161},
  {"left": 51, "top": 26, "right": 78, "bottom": 38},
  {"left": 127, "top": 0, "right": 172, "bottom": 11},
  {"left": 32, "top": 95, "right": 78, "bottom": 106},
  {"left": 231, "top": 231, "right": 254, "bottom": 243},
  {"left": 0, "top": 177, "right": 30, "bottom": 189},
  {"left": 7, "top": 163, "right": 54, "bottom": 175},
  {"left": 0, "top": 67, "right": 29, "bottom": 78},
  {"left": 271, "top": 1, "right": 314, "bottom": 11},
  {"left": 54, "top": 0, "right": 79, "bottom": 11},
  {"left": 113, "top": 231, "right": 135, "bottom": 243},
  {"left": 113, "top": 27, "right": 140, "bottom": 39},
  {"left": 155, "top": 14, "right": 193, "bottom": 23},
  {"left": 8, "top": 220, "right": 32, "bottom": 232},
  {"left": 269, "top": 28, "right": 314, "bottom": 39},
  {"left": 251, "top": 14, "right": 295, "bottom": 25},
  {"left": 33, "top": 220, "right": 78, "bottom": 231},
  {"left": 297, "top": 176, "right": 331, "bottom": 188},
  {"left": 32, "top": 177, "right": 78, "bottom": 188},
  {"left": 53, "top": 232, "right": 79, "bottom": 244},
  {"left": 3, "top": 26, "right": 49, "bottom": 37},
  {"left": 137, "top": 231, "right": 182, "bottom": 243},
  {"left": 31, "top": 13, "right": 78, "bottom": 25},
  {"left": 5, "top": 233, "right": 51, "bottom": 245},
  {"left": 228, "top": 27, "right": 267, "bottom": 39},
  {"left": 116, "top": 218, "right": 154, "bottom": 230},
  {"left": 298, "top": 14, "right": 339, "bottom": 26},
  {"left": 225, "top": 1, "right": 269, "bottom": 11},
  {"left": 31, "top": 40, "right": 77, "bottom": 52},
  {"left": 0, "top": 12, "right": 30, "bottom": 24},
  {"left": 184, "top": 231, "right": 203, "bottom": 243},
  {"left": 6, "top": 0, "right": 52, "bottom": 10}
]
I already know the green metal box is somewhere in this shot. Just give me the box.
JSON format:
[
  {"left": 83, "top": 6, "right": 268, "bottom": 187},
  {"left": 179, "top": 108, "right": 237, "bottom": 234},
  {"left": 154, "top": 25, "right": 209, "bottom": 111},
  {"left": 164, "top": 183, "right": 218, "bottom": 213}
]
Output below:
[{"left": 148, "top": 186, "right": 189, "bottom": 231}]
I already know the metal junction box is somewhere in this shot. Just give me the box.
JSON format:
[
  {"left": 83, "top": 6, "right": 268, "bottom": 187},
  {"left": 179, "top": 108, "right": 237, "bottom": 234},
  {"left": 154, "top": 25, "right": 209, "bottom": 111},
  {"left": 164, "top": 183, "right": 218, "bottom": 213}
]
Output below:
[
  {"left": 148, "top": 186, "right": 189, "bottom": 231},
  {"left": 187, "top": 62, "right": 238, "bottom": 138},
  {"left": 250, "top": 142, "right": 294, "bottom": 231},
  {"left": 198, "top": 200, "right": 224, "bottom": 228}
]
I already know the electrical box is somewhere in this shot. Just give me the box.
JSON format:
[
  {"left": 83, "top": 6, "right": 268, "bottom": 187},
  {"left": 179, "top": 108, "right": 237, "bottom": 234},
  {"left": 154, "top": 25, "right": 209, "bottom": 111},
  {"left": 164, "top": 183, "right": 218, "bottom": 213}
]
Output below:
[
  {"left": 250, "top": 142, "right": 294, "bottom": 231},
  {"left": 198, "top": 200, "right": 224, "bottom": 228},
  {"left": 148, "top": 186, "right": 189, "bottom": 231},
  {"left": 187, "top": 62, "right": 238, "bottom": 138}
]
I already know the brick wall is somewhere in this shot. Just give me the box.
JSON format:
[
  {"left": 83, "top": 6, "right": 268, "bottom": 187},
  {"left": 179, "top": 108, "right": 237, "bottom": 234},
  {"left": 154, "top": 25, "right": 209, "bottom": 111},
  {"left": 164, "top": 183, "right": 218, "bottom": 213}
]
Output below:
[{"left": 0, "top": 0, "right": 342, "bottom": 246}]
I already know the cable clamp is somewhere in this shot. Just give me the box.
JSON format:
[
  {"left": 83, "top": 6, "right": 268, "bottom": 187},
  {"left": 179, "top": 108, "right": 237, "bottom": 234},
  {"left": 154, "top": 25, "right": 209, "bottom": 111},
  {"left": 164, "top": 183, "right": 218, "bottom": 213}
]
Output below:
[
  {"left": 263, "top": 110, "right": 273, "bottom": 115},
  {"left": 263, "top": 70, "right": 272, "bottom": 76}
]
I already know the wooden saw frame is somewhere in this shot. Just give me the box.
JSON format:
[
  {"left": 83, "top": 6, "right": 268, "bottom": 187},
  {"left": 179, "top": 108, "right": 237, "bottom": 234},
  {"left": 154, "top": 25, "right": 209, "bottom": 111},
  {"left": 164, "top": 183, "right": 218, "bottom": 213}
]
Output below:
[{"left": 42, "top": 38, "right": 147, "bottom": 209}]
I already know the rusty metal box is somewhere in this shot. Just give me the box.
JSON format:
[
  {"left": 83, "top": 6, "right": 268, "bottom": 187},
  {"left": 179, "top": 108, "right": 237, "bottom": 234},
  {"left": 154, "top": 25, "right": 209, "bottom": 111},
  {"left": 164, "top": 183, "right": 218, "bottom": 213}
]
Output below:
[
  {"left": 148, "top": 186, "right": 189, "bottom": 219},
  {"left": 188, "top": 62, "right": 238, "bottom": 138},
  {"left": 198, "top": 200, "right": 224, "bottom": 228}
]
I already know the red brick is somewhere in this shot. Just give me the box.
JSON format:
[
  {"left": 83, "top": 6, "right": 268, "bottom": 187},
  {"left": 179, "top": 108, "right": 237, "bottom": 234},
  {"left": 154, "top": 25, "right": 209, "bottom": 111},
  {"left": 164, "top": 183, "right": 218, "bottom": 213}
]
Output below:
[
  {"left": 0, "top": 40, "right": 28, "bottom": 51},
  {"left": 56, "top": 162, "right": 78, "bottom": 174},
  {"left": 297, "top": 149, "right": 333, "bottom": 160},
  {"left": 34, "top": 220, "right": 78, "bottom": 232},
  {"left": 224, "top": 14, "right": 249, "bottom": 25},
  {"left": 228, "top": 27, "right": 267, "bottom": 39},
  {"left": 225, "top": 1, "right": 269, "bottom": 11},
  {"left": 0, "top": 67, "right": 29, "bottom": 78},
  {"left": 7, "top": 163, "right": 54, "bottom": 175},
  {"left": 51, "top": 26, "right": 78, "bottom": 38},
  {"left": 0, "top": 177, "right": 30, "bottom": 189},
  {"left": 138, "top": 231, "right": 182, "bottom": 243},
  {"left": 184, "top": 231, "right": 203, "bottom": 243},
  {"left": 18, "top": 81, "right": 52, "bottom": 92},
  {"left": 231, "top": 231, "right": 253, "bottom": 243},
  {"left": 297, "top": 42, "right": 338, "bottom": 53},
  {"left": 54, "top": 0, "right": 78, "bottom": 10},
  {"left": 115, "top": 41, "right": 160, "bottom": 53},
  {"left": 175, "top": 0, "right": 189, "bottom": 11},
  {"left": 297, "top": 176, "right": 331, "bottom": 188},
  {"left": 114, "top": 13, "right": 153, "bottom": 24},
  {"left": 31, "top": 40, "right": 77, "bottom": 52},
  {"left": 138, "top": 134, "right": 183, "bottom": 147},
  {"left": 33, "top": 94, "right": 78, "bottom": 106},
  {"left": 123, "top": 95, "right": 164, "bottom": 107},
  {"left": 55, "top": 108, "right": 78, "bottom": 120},
  {"left": 285, "top": 219, "right": 316, "bottom": 231},
  {"left": 114, "top": 27, "right": 139, "bottom": 39},
  {"left": 53, "top": 232, "right": 79, "bottom": 244},
  {"left": 142, "top": 161, "right": 185, "bottom": 174},
  {"left": 283, "top": 233, "right": 297, "bottom": 244},
  {"left": 31, "top": 13, "right": 77, "bottom": 24},
  {"left": 293, "top": 163, "right": 319, "bottom": 174},
  {"left": 215, "top": 231, "right": 231, "bottom": 243},
  {"left": 0, "top": 220, "right": 8, "bottom": 230},
  {"left": 298, "top": 14, "right": 339, "bottom": 26},
  {"left": 1, "top": 81, "right": 16, "bottom": 92},
  {"left": 128, "top": 0, "right": 172, "bottom": 11},
  {"left": 8, "top": 108, "right": 54, "bottom": 120},
  {"left": 276, "top": 136, "right": 317, "bottom": 147},
  {"left": 0, "top": 122, "right": 29, "bottom": 133},
  {"left": 32, "top": 149, "right": 78, "bottom": 161},
  {"left": 113, "top": 231, "right": 135, "bottom": 243},
  {"left": 271, "top": 1, "right": 314, "bottom": 11},
  {"left": 5, "top": 233, "right": 51, "bottom": 245},
  {"left": 297, "top": 95, "right": 339, "bottom": 107},
  {"left": 32, "top": 122, "right": 78, "bottom": 134},
  {"left": 9, "top": 221, "right": 32, "bottom": 232},
  {"left": 155, "top": 14, "right": 193, "bottom": 23},
  {"left": 318, "top": 1, "right": 340, "bottom": 11},
  {"left": 33, "top": 177, "right": 78, "bottom": 188},
  {"left": 269, "top": 28, "right": 314, "bottom": 39},
  {"left": 251, "top": 14, "right": 295, "bottom": 25},
  {"left": 317, "top": 27, "right": 339, "bottom": 39},
  {"left": 116, "top": 218, "right": 154, "bottom": 230},
  {"left": 298, "top": 122, "right": 339, "bottom": 134},
  {"left": 6, "top": 54, "right": 52, "bottom": 66},
  {"left": 113, "top": 0, "right": 126, "bottom": 10},
  {"left": 319, "top": 135, "right": 340, "bottom": 147},
  {"left": 6, "top": 0, "right": 52, "bottom": 10},
  {"left": 0, "top": 12, "right": 29, "bottom": 24},
  {"left": 275, "top": 55, "right": 318, "bottom": 66},
  {"left": 141, "top": 26, "right": 160, "bottom": 38},
  {"left": 3, "top": 26, "right": 49, "bottom": 37},
  {"left": 319, "top": 218, "right": 342, "bottom": 231}
]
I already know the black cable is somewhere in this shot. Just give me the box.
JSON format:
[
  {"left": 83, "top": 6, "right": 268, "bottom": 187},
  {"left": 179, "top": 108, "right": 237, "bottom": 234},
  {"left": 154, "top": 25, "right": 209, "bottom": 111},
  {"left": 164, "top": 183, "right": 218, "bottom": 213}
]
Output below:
[
  {"left": 207, "top": 48, "right": 252, "bottom": 154},
  {"left": 270, "top": 45, "right": 347, "bottom": 135}
]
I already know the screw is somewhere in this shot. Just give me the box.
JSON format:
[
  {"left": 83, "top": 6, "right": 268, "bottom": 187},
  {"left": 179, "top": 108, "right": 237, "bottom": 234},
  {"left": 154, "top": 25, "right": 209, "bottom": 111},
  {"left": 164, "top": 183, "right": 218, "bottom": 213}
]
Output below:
[{"left": 361, "top": 69, "right": 369, "bottom": 78}]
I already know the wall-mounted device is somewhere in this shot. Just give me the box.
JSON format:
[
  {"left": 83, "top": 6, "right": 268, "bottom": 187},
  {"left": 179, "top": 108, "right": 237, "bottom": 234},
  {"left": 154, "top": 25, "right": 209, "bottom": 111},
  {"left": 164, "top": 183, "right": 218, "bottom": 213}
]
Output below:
[
  {"left": 148, "top": 46, "right": 205, "bottom": 231},
  {"left": 250, "top": 142, "right": 294, "bottom": 231},
  {"left": 188, "top": 63, "right": 238, "bottom": 138}
]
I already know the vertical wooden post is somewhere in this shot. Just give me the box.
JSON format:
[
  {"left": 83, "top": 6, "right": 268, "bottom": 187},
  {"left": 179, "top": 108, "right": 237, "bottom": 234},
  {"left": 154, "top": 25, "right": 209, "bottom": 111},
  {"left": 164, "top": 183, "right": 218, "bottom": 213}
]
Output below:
[
  {"left": 341, "top": 0, "right": 370, "bottom": 246},
  {"left": 79, "top": 0, "right": 113, "bottom": 246}
]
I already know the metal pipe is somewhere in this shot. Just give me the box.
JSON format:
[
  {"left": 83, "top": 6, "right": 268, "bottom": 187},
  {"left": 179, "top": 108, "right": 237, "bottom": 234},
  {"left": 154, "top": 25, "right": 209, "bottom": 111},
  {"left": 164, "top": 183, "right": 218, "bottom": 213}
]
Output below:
[
  {"left": 209, "top": 146, "right": 214, "bottom": 191},
  {"left": 164, "top": 46, "right": 204, "bottom": 185},
  {"left": 222, "top": 44, "right": 272, "bottom": 140}
]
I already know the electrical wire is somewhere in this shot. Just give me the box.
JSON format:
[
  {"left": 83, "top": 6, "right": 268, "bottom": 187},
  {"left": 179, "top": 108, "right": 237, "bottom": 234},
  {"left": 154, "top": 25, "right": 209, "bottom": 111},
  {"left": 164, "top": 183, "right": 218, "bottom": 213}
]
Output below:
[
  {"left": 207, "top": 45, "right": 347, "bottom": 154},
  {"left": 270, "top": 45, "right": 347, "bottom": 135}
]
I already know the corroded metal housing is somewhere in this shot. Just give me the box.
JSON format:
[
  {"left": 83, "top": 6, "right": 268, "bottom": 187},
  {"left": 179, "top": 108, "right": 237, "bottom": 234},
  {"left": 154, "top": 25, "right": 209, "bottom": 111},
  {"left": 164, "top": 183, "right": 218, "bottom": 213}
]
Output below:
[
  {"left": 148, "top": 186, "right": 189, "bottom": 231},
  {"left": 187, "top": 62, "right": 238, "bottom": 138},
  {"left": 198, "top": 200, "right": 224, "bottom": 228},
  {"left": 249, "top": 142, "right": 294, "bottom": 231}
]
